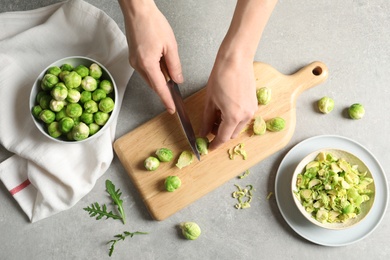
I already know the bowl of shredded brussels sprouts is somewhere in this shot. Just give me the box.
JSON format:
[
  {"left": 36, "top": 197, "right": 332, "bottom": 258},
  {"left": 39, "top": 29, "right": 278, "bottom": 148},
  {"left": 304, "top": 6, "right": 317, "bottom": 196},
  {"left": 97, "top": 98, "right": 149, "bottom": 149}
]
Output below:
[
  {"left": 30, "top": 56, "right": 118, "bottom": 143},
  {"left": 291, "top": 149, "right": 375, "bottom": 229}
]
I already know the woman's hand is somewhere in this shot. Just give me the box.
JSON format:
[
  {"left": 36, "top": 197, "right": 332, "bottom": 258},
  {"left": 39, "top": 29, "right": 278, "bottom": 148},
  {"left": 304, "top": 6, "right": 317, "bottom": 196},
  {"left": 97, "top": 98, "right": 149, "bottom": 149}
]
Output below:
[{"left": 119, "top": 0, "right": 183, "bottom": 114}]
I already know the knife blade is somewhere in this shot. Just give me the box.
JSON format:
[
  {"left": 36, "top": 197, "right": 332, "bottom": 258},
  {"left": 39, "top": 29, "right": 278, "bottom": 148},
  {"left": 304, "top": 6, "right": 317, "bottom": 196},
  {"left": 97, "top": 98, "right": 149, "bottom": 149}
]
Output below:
[{"left": 166, "top": 79, "right": 200, "bottom": 161}]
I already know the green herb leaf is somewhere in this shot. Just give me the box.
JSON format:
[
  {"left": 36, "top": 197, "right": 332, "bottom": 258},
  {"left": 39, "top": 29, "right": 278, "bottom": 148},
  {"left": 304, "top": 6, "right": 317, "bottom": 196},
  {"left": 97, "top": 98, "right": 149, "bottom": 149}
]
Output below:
[
  {"left": 83, "top": 202, "right": 122, "bottom": 221},
  {"left": 105, "top": 180, "right": 126, "bottom": 224},
  {"left": 107, "top": 231, "right": 148, "bottom": 257}
]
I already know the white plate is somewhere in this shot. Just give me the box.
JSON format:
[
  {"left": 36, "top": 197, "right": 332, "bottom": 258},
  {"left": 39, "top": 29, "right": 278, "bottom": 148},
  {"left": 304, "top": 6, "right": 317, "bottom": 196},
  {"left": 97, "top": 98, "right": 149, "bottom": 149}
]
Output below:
[{"left": 275, "top": 135, "right": 388, "bottom": 246}]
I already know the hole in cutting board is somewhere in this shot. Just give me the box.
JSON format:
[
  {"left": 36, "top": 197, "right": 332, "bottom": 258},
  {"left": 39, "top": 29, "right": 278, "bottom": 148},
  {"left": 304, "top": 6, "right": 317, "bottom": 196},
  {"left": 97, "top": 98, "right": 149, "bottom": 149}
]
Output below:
[{"left": 312, "top": 66, "right": 323, "bottom": 76}]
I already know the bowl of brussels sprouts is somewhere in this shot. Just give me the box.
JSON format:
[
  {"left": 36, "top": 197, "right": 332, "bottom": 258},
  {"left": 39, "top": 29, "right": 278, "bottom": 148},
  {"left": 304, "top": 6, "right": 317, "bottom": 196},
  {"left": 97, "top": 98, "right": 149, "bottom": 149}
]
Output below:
[
  {"left": 30, "top": 56, "right": 118, "bottom": 143},
  {"left": 291, "top": 149, "right": 375, "bottom": 230}
]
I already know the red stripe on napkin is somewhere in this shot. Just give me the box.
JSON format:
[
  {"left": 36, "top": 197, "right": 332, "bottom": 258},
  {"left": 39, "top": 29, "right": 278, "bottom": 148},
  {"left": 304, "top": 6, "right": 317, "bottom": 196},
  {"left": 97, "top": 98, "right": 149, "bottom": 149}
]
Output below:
[{"left": 9, "top": 179, "right": 31, "bottom": 195}]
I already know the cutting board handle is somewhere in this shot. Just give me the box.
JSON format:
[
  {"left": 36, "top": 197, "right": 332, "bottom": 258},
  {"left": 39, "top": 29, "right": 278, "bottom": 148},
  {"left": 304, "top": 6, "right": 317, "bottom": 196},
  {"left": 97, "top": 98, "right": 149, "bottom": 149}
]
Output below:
[{"left": 291, "top": 61, "right": 329, "bottom": 95}]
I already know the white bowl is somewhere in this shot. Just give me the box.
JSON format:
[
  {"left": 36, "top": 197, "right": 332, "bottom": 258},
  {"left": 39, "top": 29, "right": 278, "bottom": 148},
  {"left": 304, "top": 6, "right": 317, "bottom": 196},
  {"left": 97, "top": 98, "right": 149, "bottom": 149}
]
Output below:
[
  {"left": 29, "top": 56, "right": 118, "bottom": 143},
  {"left": 291, "top": 148, "right": 375, "bottom": 230}
]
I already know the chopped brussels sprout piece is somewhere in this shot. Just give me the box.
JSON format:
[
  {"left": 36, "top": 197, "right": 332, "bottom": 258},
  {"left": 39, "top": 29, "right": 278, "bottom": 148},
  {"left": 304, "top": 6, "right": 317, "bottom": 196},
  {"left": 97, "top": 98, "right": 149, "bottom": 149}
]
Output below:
[
  {"left": 253, "top": 116, "right": 266, "bottom": 135},
  {"left": 256, "top": 87, "right": 271, "bottom": 105},
  {"left": 196, "top": 137, "right": 209, "bottom": 155},
  {"left": 155, "top": 148, "right": 174, "bottom": 162},
  {"left": 317, "top": 96, "right": 334, "bottom": 114},
  {"left": 144, "top": 156, "right": 160, "bottom": 171},
  {"left": 176, "top": 151, "right": 194, "bottom": 169},
  {"left": 164, "top": 176, "right": 181, "bottom": 192},
  {"left": 294, "top": 151, "right": 374, "bottom": 224},
  {"left": 180, "top": 222, "right": 201, "bottom": 240},
  {"left": 266, "top": 117, "right": 285, "bottom": 132},
  {"left": 348, "top": 103, "right": 365, "bottom": 119},
  {"left": 228, "top": 143, "right": 247, "bottom": 160}
]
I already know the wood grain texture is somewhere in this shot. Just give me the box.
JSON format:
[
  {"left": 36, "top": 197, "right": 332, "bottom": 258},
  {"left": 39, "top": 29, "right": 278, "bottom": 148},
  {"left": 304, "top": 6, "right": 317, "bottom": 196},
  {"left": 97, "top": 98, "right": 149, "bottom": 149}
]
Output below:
[{"left": 114, "top": 61, "right": 329, "bottom": 220}]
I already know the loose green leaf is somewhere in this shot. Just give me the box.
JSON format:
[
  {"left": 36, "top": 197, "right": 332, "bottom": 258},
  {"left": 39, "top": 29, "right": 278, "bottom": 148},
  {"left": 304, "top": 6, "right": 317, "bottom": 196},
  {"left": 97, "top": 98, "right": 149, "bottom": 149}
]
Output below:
[
  {"left": 83, "top": 202, "right": 122, "bottom": 221},
  {"left": 105, "top": 180, "right": 126, "bottom": 224},
  {"left": 107, "top": 231, "right": 148, "bottom": 257}
]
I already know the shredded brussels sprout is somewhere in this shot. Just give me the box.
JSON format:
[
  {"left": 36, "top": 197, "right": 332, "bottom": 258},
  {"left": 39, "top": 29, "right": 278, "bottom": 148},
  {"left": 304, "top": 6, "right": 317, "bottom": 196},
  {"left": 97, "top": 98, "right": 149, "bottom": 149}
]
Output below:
[{"left": 294, "top": 151, "right": 374, "bottom": 224}]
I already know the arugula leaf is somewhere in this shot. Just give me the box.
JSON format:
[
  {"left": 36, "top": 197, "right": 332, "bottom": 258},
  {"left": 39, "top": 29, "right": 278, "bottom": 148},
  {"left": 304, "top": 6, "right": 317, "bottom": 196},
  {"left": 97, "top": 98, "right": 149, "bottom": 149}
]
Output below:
[
  {"left": 107, "top": 231, "right": 148, "bottom": 257},
  {"left": 105, "top": 180, "right": 126, "bottom": 224},
  {"left": 83, "top": 202, "right": 122, "bottom": 221}
]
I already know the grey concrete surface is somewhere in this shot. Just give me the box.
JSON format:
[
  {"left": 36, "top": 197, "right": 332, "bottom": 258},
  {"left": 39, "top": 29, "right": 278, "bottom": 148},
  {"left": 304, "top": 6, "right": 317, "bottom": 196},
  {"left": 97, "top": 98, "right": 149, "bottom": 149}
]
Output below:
[{"left": 1, "top": 0, "right": 389, "bottom": 259}]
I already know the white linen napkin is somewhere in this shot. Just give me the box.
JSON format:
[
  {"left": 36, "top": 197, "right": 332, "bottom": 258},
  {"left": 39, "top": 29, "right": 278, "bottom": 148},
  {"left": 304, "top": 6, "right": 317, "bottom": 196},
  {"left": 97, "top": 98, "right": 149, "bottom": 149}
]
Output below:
[{"left": 0, "top": 0, "right": 134, "bottom": 222}]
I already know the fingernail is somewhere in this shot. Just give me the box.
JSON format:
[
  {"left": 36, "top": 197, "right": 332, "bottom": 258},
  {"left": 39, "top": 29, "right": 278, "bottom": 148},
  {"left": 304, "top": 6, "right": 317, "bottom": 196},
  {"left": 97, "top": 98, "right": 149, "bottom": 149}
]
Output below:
[
  {"left": 167, "top": 108, "right": 175, "bottom": 114},
  {"left": 177, "top": 73, "right": 184, "bottom": 83}
]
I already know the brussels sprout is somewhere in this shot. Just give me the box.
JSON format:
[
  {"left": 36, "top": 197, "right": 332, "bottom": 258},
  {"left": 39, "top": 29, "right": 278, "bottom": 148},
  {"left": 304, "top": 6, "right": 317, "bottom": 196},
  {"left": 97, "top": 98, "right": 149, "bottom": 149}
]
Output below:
[
  {"left": 60, "top": 63, "right": 73, "bottom": 72},
  {"left": 155, "top": 148, "right": 174, "bottom": 162},
  {"left": 59, "top": 117, "right": 75, "bottom": 133},
  {"left": 80, "top": 90, "right": 92, "bottom": 103},
  {"left": 71, "top": 122, "right": 90, "bottom": 141},
  {"left": 92, "top": 89, "right": 106, "bottom": 102},
  {"left": 196, "top": 137, "right": 209, "bottom": 155},
  {"left": 98, "top": 97, "right": 115, "bottom": 113},
  {"left": 80, "top": 112, "right": 94, "bottom": 124},
  {"left": 46, "top": 66, "right": 61, "bottom": 76},
  {"left": 89, "top": 63, "right": 102, "bottom": 79},
  {"left": 256, "top": 87, "right": 272, "bottom": 105},
  {"left": 144, "top": 156, "right": 160, "bottom": 171},
  {"left": 84, "top": 100, "right": 98, "bottom": 114},
  {"left": 94, "top": 111, "right": 109, "bottom": 126},
  {"left": 348, "top": 103, "right": 365, "bottom": 119},
  {"left": 55, "top": 108, "right": 67, "bottom": 121},
  {"left": 74, "top": 65, "right": 89, "bottom": 78},
  {"left": 66, "top": 103, "right": 83, "bottom": 118},
  {"left": 81, "top": 76, "right": 98, "bottom": 92},
  {"left": 49, "top": 99, "right": 65, "bottom": 112},
  {"left": 51, "top": 83, "right": 68, "bottom": 101},
  {"left": 266, "top": 117, "right": 285, "bottom": 132},
  {"left": 318, "top": 96, "right": 334, "bottom": 114},
  {"left": 39, "top": 109, "right": 56, "bottom": 124},
  {"left": 38, "top": 94, "right": 52, "bottom": 109},
  {"left": 64, "top": 71, "right": 82, "bottom": 89},
  {"left": 99, "top": 79, "right": 114, "bottom": 94},
  {"left": 253, "top": 116, "right": 266, "bottom": 135},
  {"left": 66, "top": 89, "right": 81, "bottom": 103},
  {"left": 32, "top": 105, "right": 43, "bottom": 119},
  {"left": 36, "top": 91, "right": 47, "bottom": 104},
  {"left": 180, "top": 222, "right": 201, "bottom": 240},
  {"left": 41, "top": 74, "right": 59, "bottom": 91},
  {"left": 176, "top": 151, "right": 194, "bottom": 169},
  {"left": 88, "top": 123, "right": 100, "bottom": 135},
  {"left": 58, "top": 70, "right": 70, "bottom": 81},
  {"left": 164, "top": 176, "right": 181, "bottom": 192},
  {"left": 47, "top": 122, "right": 62, "bottom": 138}
]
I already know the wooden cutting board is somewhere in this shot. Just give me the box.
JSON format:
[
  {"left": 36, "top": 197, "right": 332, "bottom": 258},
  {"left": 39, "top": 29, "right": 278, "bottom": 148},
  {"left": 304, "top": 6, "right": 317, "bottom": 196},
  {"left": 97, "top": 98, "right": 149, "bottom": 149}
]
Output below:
[{"left": 114, "top": 61, "right": 329, "bottom": 220}]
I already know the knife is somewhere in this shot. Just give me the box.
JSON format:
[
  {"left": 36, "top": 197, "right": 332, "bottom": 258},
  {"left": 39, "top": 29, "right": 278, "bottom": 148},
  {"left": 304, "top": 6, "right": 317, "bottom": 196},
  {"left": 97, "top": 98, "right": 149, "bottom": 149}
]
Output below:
[{"left": 160, "top": 60, "right": 201, "bottom": 161}]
